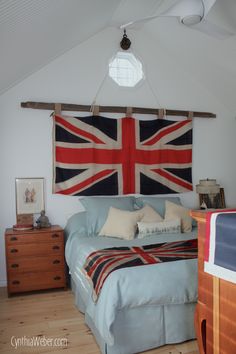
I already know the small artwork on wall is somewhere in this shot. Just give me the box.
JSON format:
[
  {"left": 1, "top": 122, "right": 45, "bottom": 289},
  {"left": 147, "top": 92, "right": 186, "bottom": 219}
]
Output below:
[{"left": 15, "top": 177, "right": 45, "bottom": 215}]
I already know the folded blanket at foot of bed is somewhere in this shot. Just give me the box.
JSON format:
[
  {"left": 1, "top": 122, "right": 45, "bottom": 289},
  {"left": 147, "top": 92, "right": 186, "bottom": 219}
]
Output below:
[{"left": 84, "top": 238, "right": 198, "bottom": 301}]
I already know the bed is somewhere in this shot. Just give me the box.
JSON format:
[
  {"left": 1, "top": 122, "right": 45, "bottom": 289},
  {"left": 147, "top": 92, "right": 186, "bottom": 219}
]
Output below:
[{"left": 65, "top": 196, "right": 198, "bottom": 354}]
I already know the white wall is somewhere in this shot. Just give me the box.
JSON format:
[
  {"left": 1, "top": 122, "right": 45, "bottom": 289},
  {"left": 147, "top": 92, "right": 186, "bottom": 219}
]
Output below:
[{"left": 0, "top": 27, "right": 235, "bottom": 285}]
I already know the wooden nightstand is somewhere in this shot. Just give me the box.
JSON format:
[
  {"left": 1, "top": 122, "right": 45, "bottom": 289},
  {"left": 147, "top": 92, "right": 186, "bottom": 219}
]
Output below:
[{"left": 5, "top": 226, "right": 66, "bottom": 296}]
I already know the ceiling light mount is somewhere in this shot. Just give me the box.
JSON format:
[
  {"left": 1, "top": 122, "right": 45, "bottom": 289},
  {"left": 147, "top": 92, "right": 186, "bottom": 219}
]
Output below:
[
  {"left": 181, "top": 14, "right": 202, "bottom": 26},
  {"left": 120, "top": 29, "right": 131, "bottom": 50}
]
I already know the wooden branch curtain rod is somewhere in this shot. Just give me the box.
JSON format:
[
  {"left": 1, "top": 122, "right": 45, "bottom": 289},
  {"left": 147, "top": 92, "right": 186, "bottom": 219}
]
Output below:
[{"left": 21, "top": 101, "right": 216, "bottom": 118}]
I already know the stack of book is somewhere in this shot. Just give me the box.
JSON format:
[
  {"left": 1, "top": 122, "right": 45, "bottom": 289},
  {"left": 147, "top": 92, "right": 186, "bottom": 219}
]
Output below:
[
  {"left": 13, "top": 213, "right": 34, "bottom": 231},
  {"left": 13, "top": 224, "right": 34, "bottom": 231}
]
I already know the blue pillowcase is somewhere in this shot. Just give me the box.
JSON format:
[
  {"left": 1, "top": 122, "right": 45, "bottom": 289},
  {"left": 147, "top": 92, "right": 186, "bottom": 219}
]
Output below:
[
  {"left": 80, "top": 196, "right": 135, "bottom": 236},
  {"left": 64, "top": 212, "right": 87, "bottom": 240}
]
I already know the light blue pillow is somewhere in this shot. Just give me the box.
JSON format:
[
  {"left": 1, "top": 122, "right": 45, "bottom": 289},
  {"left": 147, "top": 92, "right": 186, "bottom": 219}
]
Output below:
[
  {"left": 64, "top": 212, "right": 87, "bottom": 240},
  {"left": 135, "top": 196, "right": 182, "bottom": 218},
  {"left": 80, "top": 196, "right": 135, "bottom": 236}
]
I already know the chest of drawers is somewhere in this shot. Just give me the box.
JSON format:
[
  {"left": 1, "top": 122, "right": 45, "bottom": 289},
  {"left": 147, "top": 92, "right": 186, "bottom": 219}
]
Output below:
[
  {"left": 5, "top": 226, "right": 66, "bottom": 295},
  {"left": 191, "top": 210, "right": 236, "bottom": 354}
]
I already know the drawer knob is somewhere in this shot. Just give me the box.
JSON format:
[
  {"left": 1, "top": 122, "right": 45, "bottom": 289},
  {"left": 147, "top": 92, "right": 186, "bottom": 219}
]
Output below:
[
  {"left": 52, "top": 233, "right": 59, "bottom": 238},
  {"left": 52, "top": 245, "right": 60, "bottom": 250},
  {"left": 11, "top": 263, "right": 19, "bottom": 268},
  {"left": 12, "top": 280, "right": 20, "bottom": 285},
  {"left": 10, "top": 236, "right": 18, "bottom": 241},
  {"left": 53, "top": 259, "right": 60, "bottom": 264},
  {"left": 10, "top": 249, "right": 18, "bottom": 253},
  {"left": 54, "top": 276, "right": 61, "bottom": 281}
]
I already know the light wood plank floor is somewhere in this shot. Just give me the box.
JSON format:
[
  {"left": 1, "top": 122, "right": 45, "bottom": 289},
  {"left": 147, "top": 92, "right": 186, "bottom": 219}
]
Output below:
[{"left": 0, "top": 288, "right": 199, "bottom": 354}]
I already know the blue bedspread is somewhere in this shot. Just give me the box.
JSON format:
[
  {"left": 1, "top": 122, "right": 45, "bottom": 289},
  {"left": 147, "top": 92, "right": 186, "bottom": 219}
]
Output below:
[{"left": 65, "top": 229, "right": 198, "bottom": 346}]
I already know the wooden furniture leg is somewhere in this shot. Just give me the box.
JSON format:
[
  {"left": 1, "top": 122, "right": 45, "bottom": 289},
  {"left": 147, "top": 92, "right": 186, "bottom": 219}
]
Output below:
[{"left": 194, "top": 303, "right": 207, "bottom": 354}]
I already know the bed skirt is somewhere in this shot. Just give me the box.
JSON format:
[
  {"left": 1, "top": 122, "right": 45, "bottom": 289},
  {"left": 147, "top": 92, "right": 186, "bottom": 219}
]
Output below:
[{"left": 71, "top": 276, "right": 196, "bottom": 354}]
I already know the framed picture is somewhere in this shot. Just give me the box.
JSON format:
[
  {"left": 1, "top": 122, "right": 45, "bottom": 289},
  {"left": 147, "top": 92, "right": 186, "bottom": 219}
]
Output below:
[
  {"left": 199, "top": 188, "right": 226, "bottom": 209},
  {"left": 15, "top": 178, "right": 45, "bottom": 215}
]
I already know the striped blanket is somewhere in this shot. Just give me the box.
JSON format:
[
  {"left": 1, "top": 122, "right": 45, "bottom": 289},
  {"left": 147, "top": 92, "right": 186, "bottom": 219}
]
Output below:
[{"left": 83, "top": 239, "right": 198, "bottom": 300}]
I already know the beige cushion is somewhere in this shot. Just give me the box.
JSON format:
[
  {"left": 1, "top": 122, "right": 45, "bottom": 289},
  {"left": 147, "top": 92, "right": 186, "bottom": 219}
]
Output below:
[
  {"left": 138, "top": 219, "right": 181, "bottom": 238},
  {"left": 99, "top": 207, "right": 143, "bottom": 240},
  {"left": 139, "top": 204, "right": 163, "bottom": 223},
  {"left": 164, "top": 201, "right": 192, "bottom": 233}
]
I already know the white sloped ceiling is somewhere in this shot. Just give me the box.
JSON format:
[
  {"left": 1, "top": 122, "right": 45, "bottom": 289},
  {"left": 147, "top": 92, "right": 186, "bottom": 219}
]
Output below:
[
  {"left": 1, "top": 0, "right": 236, "bottom": 112},
  {"left": 0, "top": 0, "right": 119, "bottom": 94},
  {"left": 143, "top": 0, "right": 236, "bottom": 112}
]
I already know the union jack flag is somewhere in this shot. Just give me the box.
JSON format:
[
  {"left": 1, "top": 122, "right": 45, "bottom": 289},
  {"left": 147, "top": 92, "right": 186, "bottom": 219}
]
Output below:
[
  {"left": 83, "top": 239, "right": 198, "bottom": 300},
  {"left": 53, "top": 114, "right": 192, "bottom": 195}
]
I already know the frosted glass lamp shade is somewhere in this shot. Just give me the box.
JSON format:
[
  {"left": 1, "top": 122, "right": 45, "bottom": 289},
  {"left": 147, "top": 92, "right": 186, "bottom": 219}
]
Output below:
[{"left": 196, "top": 179, "right": 220, "bottom": 195}]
